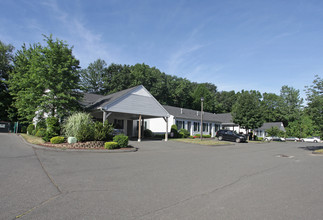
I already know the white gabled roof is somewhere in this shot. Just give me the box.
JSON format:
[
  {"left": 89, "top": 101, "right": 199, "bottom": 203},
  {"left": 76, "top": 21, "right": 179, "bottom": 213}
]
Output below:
[{"left": 82, "top": 85, "right": 169, "bottom": 118}]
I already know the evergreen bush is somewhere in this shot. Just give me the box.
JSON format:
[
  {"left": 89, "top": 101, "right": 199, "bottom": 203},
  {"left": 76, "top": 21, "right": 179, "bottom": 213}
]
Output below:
[
  {"left": 94, "top": 121, "right": 114, "bottom": 141},
  {"left": 36, "top": 119, "right": 46, "bottom": 132},
  {"left": 178, "top": 128, "right": 190, "bottom": 138},
  {"left": 27, "top": 124, "right": 35, "bottom": 135},
  {"left": 35, "top": 128, "right": 46, "bottom": 137},
  {"left": 76, "top": 123, "right": 95, "bottom": 142},
  {"left": 113, "top": 134, "right": 129, "bottom": 148},
  {"left": 144, "top": 129, "right": 153, "bottom": 137},
  {"left": 43, "top": 117, "right": 61, "bottom": 142},
  {"left": 104, "top": 142, "right": 119, "bottom": 149},
  {"left": 171, "top": 124, "right": 178, "bottom": 138},
  {"left": 21, "top": 126, "right": 27, "bottom": 133},
  {"left": 46, "top": 117, "right": 60, "bottom": 135},
  {"left": 50, "top": 136, "right": 65, "bottom": 144}
]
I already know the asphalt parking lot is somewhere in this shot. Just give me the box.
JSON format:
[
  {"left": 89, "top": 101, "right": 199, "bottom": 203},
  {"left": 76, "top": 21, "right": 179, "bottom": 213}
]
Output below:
[{"left": 1, "top": 133, "right": 323, "bottom": 220}]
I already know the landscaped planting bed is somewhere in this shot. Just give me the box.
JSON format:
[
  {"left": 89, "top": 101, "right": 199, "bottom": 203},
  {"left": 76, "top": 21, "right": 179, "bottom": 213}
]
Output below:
[{"left": 40, "top": 141, "right": 133, "bottom": 150}]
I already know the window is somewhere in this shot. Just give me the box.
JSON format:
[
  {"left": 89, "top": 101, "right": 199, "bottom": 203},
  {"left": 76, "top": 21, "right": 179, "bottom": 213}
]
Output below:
[
  {"left": 176, "top": 120, "right": 184, "bottom": 130},
  {"left": 194, "top": 122, "right": 200, "bottom": 132},
  {"left": 114, "top": 119, "right": 124, "bottom": 129}
]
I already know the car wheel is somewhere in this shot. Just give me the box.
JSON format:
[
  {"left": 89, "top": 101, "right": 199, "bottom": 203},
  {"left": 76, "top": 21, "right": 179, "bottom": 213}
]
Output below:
[
  {"left": 314, "top": 140, "right": 318, "bottom": 143},
  {"left": 236, "top": 138, "right": 241, "bottom": 143},
  {"left": 218, "top": 136, "right": 223, "bottom": 141}
]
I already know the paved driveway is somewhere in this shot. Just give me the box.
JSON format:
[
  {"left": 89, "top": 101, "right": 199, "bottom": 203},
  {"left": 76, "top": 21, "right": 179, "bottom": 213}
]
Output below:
[{"left": 1, "top": 133, "right": 323, "bottom": 220}]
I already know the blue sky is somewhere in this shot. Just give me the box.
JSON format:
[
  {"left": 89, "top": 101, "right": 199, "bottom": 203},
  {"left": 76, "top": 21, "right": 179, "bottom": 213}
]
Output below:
[{"left": 1, "top": 0, "right": 322, "bottom": 99}]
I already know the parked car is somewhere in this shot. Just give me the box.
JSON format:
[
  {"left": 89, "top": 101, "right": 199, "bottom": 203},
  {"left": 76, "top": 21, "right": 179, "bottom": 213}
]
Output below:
[
  {"left": 301, "top": 137, "right": 321, "bottom": 143},
  {"left": 285, "top": 137, "right": 300, "bottom": 142},
  {"left": 264, "top": 136, "right": 286, "bottom": 142},
  {"left": 216, "top": 129, "right": 247, "bottom": 143}
]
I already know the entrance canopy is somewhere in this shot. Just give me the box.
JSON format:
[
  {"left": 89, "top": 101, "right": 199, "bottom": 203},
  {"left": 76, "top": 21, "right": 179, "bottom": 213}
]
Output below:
[{"left": 81, "top": 85, "right": 170, "bottom": 141}]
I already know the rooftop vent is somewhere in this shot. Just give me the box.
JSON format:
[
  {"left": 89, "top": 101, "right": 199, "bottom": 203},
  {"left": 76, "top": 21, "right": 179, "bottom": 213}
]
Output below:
[
  {"left": 197, "top": 111, "right": 199, "bottom": 116},
  {"left": 181, "top": 108, "right": 183, "bottom": 114}
]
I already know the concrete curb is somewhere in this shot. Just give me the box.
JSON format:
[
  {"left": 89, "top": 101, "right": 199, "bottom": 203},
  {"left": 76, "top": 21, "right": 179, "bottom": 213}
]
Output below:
[{"left": 18, "top": 134, "right": 138, "bottom": 153}]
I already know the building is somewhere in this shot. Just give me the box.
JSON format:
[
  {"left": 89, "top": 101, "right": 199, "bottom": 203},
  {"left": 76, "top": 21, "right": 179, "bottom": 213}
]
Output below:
[
  {"left": 254, "top": 122, "right": 285, "bottom": 138},
  {"left": 81, "top": 85, "right": 170, "bottom": 141},
  {"left": 146, "top": 105, "right": 222, "bottom": 137}
]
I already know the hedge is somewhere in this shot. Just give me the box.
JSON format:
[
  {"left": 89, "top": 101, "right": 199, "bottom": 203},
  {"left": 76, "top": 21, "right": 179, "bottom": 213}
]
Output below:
[
  {"left": 35, "top": 128, "right": 47, "bottom": 137},
  {"left": 104, "top": 142, "right": 119, "bottom": 149},
  {"left": 113, "top": 134, "right": 128, "bottom": 148},
  {"left": 50, "top": 136, "right": 65, "bottom": 144},
  {"left": 27, "top": 124, "right": 35, "bottom": 135}
]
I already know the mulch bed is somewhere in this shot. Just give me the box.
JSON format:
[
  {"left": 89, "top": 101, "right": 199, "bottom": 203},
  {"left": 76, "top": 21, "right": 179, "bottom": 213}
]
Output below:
[{"left": 39, "top": 141, "right": 133, "bottom": 150}]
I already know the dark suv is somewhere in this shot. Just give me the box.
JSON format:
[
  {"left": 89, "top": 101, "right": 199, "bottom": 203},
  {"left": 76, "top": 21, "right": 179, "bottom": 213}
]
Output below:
[{"left": 215, "top": 129, "right": 247, "bottom": 143}]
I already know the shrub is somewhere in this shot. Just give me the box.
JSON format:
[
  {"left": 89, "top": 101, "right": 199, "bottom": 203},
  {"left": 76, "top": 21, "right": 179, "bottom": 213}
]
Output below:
[
  {"left": 258, "top": 137, "right": 263, "bottom": 141},
  {"left": 36, "top": 119, "right": 46, "bottom": 132},
  {"left": 63, "top": 112, "right": 94, "bottom": 138},
  {"left": 32, "top": 129, "right": 37, "bottom": 136},
  {"left": 154, "top": 134, "right": 165, "bottom": 139},
  {"left": 35, "top": 128, "right": 47, "bottom": 137},
  {"left": 94, "top": 121, "right": 114, "bottom": 141},
  {"left": 189, "top": 135, "right": 194, "bottom": 139},
  {"left": 113, "top": 134, "right": 129, "bottom": 148},
  {"left": 21, "top": 126, "right": 27, "bottom": 133},
  {"left": 46, "top": 117, "right": 60, "bottom": 135},
  {"left": 144, "top": 129, "right": 153, "bottom": 137},
  {"left": 194, "top": 134, "right": 201, "bottom": 137},
  {"left": 171, "top": 124, "right": 178, "bottom": 138},
  {"left": 104, "top": 142, "right": 120, "bottom": 149},
  {"left": 50, "top": 136, "right": 65, "bottom": 144},
  {"left": 76, "top": 123, "right": 95, "bottom": 142},
  {"left": 203, "top": 134, "right": 211, "bottom": 138},
  {"left": 27, "top": 124, "right": 35, "bottom": 135},
  {"left": 178, "top": 129, "right": 190, "bottom": 138}
]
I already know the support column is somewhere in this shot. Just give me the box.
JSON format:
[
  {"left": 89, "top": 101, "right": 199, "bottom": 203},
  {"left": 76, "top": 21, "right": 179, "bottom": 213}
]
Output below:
[
  {"left": 165, "top": 117, "right": 168, "bottom": 141},
  {"left": 138, "top": 115, "right": 142, "bottom": 142},
  {"left": 163, "top": 117, "right": 168, "bottom": 141},
  {"left": 142, "top": 118, "right": 145, "bottom": 139},
  {"left": 103, "top": 111, "right": 106, "bottom": 123}
]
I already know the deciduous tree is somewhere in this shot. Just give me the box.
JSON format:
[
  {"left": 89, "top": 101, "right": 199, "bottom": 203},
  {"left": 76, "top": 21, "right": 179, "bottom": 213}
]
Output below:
[
  {"left": 79, "top": 59, "right": 107, "bottom": 94},
  {"left": 232, "top": 90, "right": 264, "bottom": 138},
  {"left": 305, "top": 75, "right": 323, "bottom": 136},
  {"left": 0, "top": 41, "right": 14, "bottom": 121},
  {"left": 8, "top": 35, "right": 81, "bottom": 123}
]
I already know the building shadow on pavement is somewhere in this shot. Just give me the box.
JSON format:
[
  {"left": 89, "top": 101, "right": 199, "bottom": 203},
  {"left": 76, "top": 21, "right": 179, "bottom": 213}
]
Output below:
[{"left": 298, "top": 145, "right": 323, "bottom": 151}]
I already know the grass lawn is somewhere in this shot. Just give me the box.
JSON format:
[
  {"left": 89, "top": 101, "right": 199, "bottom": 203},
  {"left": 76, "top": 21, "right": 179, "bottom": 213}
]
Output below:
[
  {"left": 314, "top": 149, "right": 323, "bottom": 154},
  {"left": 171, "top": 138, "right": 233, "bottom": 145},
  {"left": 20, "top": 133, "right": 45, "bottom": 145}
]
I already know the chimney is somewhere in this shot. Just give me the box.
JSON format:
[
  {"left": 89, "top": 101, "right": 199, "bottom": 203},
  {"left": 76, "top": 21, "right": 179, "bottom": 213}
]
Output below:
[
  {"left": 181, "top": 108, "right": 183, "bottom": 114},
  {"left": 197, "top": 111, "right": 199, "bottom": 116}
]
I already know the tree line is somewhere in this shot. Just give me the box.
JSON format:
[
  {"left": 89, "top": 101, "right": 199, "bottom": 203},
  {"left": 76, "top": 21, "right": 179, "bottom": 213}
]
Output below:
[{"left": 0, "top": 36, "right": 322, "bottom": 137}]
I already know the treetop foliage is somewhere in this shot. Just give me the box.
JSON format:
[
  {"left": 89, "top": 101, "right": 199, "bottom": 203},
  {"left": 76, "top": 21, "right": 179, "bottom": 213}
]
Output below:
[
  {"left": 8, "top": 35, "right": 81, "bottom": 123},
  {"left": 2, "top": 35, "right": 322, "bottom": 137}
]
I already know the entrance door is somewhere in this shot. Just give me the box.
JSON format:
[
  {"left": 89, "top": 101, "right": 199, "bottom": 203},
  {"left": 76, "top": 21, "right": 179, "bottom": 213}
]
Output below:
[{"left": 127, "top": 120, "right": 133, "bottom": 137}]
